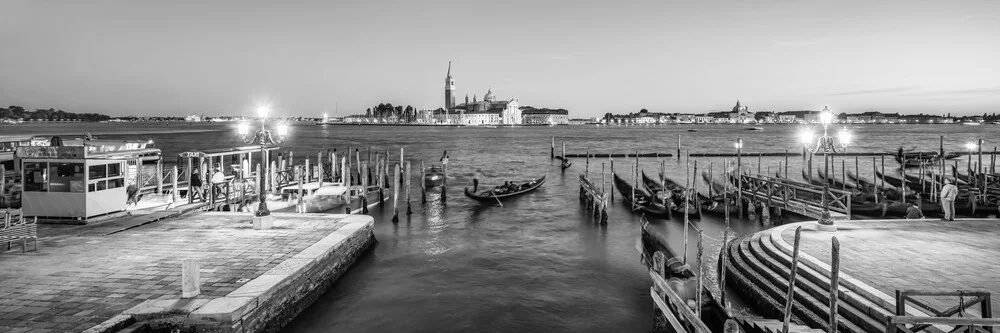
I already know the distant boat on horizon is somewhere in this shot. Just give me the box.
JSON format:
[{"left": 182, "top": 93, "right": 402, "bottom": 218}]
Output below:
[
  {"left": 746, "top": 127, "right": 763, "bottom": 131},
  {"left": 962, "top": 122, "right": 982, "bottom": 126}
]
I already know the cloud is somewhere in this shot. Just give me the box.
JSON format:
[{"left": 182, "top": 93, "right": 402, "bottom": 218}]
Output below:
[
  {"left": 831, "top": 86, "right": 923, "bottom": 96},
  {"left": 901, "top": 88, "right": 1000, "bottom": 96},
  {"left": 514, "top": 53, "right": 573, "bottom": 61}
]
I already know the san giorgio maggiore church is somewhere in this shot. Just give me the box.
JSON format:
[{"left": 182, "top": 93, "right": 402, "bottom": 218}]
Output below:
[{"left": 433, "top": 62, "right": 522, "bottom": 125}]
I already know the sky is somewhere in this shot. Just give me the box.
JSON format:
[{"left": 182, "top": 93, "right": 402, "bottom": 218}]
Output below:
[{"left": 1, "top": 0, "right": 999, "bottom": 118}]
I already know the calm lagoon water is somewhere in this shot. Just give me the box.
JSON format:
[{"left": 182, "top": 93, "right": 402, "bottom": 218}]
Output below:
[{"left": 3, "top": 122, "right": 996, "bottom": 332}]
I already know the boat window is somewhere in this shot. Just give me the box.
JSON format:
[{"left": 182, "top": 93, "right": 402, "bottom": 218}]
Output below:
[
  {"left": 48, "top": 162, "right": 85, "bottom": 193},
  {"left": 23, "top": 162, "right": 47, "bottom": 192},
  {"left": 90, "top": 164, "right": 108, "bottom": 179},
  {"left": 87, "top": 162, "right": 125, "bottom": 192}
]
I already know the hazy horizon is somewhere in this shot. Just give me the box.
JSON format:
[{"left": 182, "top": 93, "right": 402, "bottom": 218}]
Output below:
[{"left": 2, "top": 0, "right": 999, "bottom": 118}]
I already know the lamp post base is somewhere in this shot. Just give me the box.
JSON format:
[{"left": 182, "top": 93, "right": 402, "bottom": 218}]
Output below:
[
  {"left": 253, "top": 215, "right": 274, "bottom": 230},
  {"left": 816, "top": 210, "right": 836, "bottom": 231}
]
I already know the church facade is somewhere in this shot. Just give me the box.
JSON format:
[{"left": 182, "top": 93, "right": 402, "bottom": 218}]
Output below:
[{"left": 437, "top": 62, "right": 521, "bottom": 125}]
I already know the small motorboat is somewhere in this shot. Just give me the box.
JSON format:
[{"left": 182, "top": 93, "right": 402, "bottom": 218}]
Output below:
[
  {"left": 687, "top": 129, "right": 698, "bottom": 132},
  {"left": 424, "top": 165, "right": 445, "bottom": 188},
  {"left": 745, "top": 127, "right": 763, "bottom": 131},
  {"left": 465, "top": 175, "right": 546, "bottom": 202}
]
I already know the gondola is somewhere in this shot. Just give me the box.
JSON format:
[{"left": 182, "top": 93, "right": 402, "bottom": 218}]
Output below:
[
  {"left": 612, "top": 173, "right": 672, "bottom": 218},
  {"left": 642, "top": 171, "right": 724, "bottom": 217},
  {"left": 894, "top": 150, "right": 960, "bottom": 168},
  {"left": 464, "top": 175, "right": 546, "bottom": 202},
  {"left": 424, "top": 165, "right": 445, "bottom": 188}
]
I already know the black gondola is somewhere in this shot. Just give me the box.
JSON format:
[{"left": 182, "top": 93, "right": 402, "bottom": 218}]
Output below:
[
  {"left": 612, "top": 173, "right": 672, "bottom": 218},
  {"left": 464, "top": 175, "right": 546, "bottom": 202}
]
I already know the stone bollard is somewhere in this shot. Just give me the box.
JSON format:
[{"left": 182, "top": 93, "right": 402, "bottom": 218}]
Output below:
[{"left": 182, "top": 259, "right": 200, "bottom": 298}]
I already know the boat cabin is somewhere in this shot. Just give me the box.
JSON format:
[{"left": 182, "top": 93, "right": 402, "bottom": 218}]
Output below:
[{"left": 16, "top": 140, "right": 162, "bottom": 221}]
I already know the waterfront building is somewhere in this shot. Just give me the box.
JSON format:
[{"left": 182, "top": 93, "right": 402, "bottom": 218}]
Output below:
[
  {"left": 754, "top": 111, "right": 776, "bottom": 123},
  {"left": 442, "top": 63, "right": 522, "bottom": 125},
  {"left": 522, "top": 109, "right": 569, "bottom": 125},
  {"left": 185, "top": 115, "right": 203, "bottom": 122}
]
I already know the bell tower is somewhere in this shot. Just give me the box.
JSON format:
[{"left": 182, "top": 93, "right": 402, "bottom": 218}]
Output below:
[{"left": 445, "top": 61, "right": 456, "bottom": 110}]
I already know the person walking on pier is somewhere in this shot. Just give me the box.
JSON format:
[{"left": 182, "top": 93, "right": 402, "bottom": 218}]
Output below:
[
  {"left": 940, "top": 178, "right": 958, "bottom": 221},
  {"left": 190, "top": 168, "right": 204, "bottom": 202}
]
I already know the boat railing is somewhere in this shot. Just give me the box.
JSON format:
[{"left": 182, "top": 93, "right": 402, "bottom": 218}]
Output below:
[{"left": 649, "top": 257, "right": 713, "bottom": 333}]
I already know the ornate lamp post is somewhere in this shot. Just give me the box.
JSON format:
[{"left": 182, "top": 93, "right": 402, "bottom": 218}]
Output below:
[
  {"left": 800, "top": 106, "right": 850, "bottom": 231},
  {"left": 237, "top": 105, "right": 288, "bottom": 227}
]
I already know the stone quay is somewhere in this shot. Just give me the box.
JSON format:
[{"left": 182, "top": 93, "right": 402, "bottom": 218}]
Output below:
[{"left": 0, "top": 211, "right": 375, "bottom": 333}]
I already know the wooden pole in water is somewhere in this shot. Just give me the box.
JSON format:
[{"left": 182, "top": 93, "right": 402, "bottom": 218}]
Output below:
[
  {"left": 361, "top": 162, "right": 369, "bottom": 214},
  {"left": 551, "top": 136, "right": 555, "bottom": 159},
  {"left": 992, "top": 147, "right": 997, "bottom": 174},
  {"left": 0, "top": 165, "right": 6, "bottom": 200},
  {"left": 289, "top": 151, "right": 294, "bottom": 172},
  {"left": 331, "top": 149, "right": 337, "bottom": 182},
  {"left": 392, "top": 163, "right": 400, "bottom": 223},
  {"left": 405, "top": 161, "right": 412, "bottom": 215},
  {"left": 356, "top": 149, "right": 362, "bottom": 183},
  {"left": 696, "top": 230, "right": 704, "bottom": 317},
  {"left": 694, "top": 160, "right": 702, "bottom": 217},
  {"left": 757, "top": 152, "right": 762, "bottom": 175},
  {"left": 610, "top": 158, "right": 615, "bottom": 202},
  {"left": 978, "top": 139, "right": 984, "bottom": 203},
  {"left": 682, "top": 188, "right": 690, "bottom": 265},
  {"left": 880, "top": 155, "right": 886, "bottom": 191},
  {"left": 296, "top": 166, "right": 304, "bottom": 213},
  {"left": 420, "top": 160, "right": 426, "bottom": 203},
  {"left": 829, "top": 236, "right": 841, "bottom": 333},
  {"left": 782, "top": 226, "right": 803, "bottom": 333},
  {"left": 562, "top": 141, "right": 566, "bottom": 159},
  {"left": 171, "top": 165, "right": 179, "bottom": 203},
  {"left": 785, "top": 149, "right": 789, "bottom": 178},
  {"left": 842, "top": 160, "right": 846, "bottom": 191},
  {"left": 156, "top": 159, "right": 163, "bottom": 194},
  {"left": 708, "top": 162, "right": 714, "bottom": 199},
  {"left": 720, "top": 180, "right": 730, "bottom": 311},
  {"left": 318, "top": 152, "right": 324, "bottom": 188},
  {"left": 676, "top": 134, "right": 682, "bottom": 160},
  {"left": 586, "top": 150, "right": 590, "bottom": 176}
]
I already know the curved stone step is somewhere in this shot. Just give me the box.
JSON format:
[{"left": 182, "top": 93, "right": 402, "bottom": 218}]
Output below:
[
  {"left": 745, "top": 232, "right": 870, "bottom": 333},
  {"left": 765, "top": 225, "right": 944, "bottom": 333},
  {"left": 750, "top": 231, "right": 884, "bottom": 333},
  {"left": 724, "top": 236, "right": 785, "bottom": 319},
  {"left": 730, "top": 235, "right": 828, "bottom": 329}
]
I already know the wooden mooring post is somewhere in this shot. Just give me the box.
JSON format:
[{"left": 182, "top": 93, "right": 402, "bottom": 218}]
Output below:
[
  {"left": 420, "top": 159, "right": 426, "bottom": 203},
  {"left": 392, "top": 163, "right": 400, "bottom": 223},
  {"left": 361, "top": 162, "right": 369, "bottom": 214},
  {"left": 696, "top": 230, "right": 704, "bottom": 318},
  {"left": 782, "top": 226, "right": 803, "bottom": 333},
  {"left": 405, "top": 161, "right": 412, "bottom": 215},
  {"left": 551, "top": 136, "right": 555, "bottom": 159},
  {"left": 171, "top": 165, "right": 179, "bottom": 204},
  {"left": 829, "top": 236, "right": 841, "bottom": 333}
]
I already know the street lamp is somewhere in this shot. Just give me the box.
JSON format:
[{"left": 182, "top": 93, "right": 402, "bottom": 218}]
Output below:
[
  {"left": 800, "top": 106, "right": 849, "bottom": 231},
  {"left": 237, "top": 104, "right": 289, "bottom": 228}
]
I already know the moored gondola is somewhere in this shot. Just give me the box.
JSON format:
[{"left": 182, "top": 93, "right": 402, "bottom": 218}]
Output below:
[
  {"left": 612, "top": 173, "right": 672, "bottom": 218},
  {"left": 464, "top": 175, "right": 546, "bottom": 202}
]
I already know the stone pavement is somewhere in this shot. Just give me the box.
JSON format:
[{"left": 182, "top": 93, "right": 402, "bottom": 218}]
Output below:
[
  {"left": 0, "top": 211, "right": 356, "bottom": 333},
  {"left": 781, "top": 219, "right": 1000, "bottom": 318}
]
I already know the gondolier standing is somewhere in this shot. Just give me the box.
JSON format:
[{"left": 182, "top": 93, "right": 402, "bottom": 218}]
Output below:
[
  {"left": 940, "top": 178, "right": 958, "bottom": 221},
  {"left": 440, "top": 151, "right": 449, "bottom": 166}
]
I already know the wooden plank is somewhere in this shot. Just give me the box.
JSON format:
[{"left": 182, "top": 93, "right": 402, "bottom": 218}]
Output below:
[
  {"left": 651, "top": 287, "right": 688, "bottom": 333},
  {"left": 890, "top": 316, "right": 1000, "bottom": 326}
]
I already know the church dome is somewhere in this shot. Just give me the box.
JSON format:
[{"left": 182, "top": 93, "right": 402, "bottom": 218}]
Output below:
[{"left": 484, "top": 89, "right": 496, "bottom": 102}]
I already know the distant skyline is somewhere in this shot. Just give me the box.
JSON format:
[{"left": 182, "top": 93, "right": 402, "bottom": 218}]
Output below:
[{"left": 2, "top": 0, "right": 999, "bottom": 118}]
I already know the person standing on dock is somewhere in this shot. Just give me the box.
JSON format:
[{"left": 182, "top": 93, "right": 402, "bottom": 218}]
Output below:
[
  {"left": 190, "top": 168, "right": 204, "bottom": 202},
  {"left": 211, "top": 167, "right": 226, "bottom": 199},
  {"left": 940, "top": 178, "right": 958, "bottom": 221}
]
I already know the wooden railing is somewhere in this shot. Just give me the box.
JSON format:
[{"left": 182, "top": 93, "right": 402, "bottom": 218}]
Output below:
[
  {"left": 739, "top": 173, "right": 852, "bottom": 216},
  {"left": 889, "top": 289, "right": 994, "bottom": 333}
]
